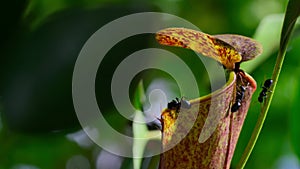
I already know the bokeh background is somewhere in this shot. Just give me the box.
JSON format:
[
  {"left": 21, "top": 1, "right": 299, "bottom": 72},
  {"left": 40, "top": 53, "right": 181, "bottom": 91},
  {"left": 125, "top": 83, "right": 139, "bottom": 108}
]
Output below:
[{"left": 1, "top": 0, "right": 300, "bottom": 168}]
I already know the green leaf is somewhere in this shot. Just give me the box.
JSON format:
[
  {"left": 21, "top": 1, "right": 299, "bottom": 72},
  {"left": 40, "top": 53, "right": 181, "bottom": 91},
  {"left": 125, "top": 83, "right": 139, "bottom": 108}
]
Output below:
[
  {"left": 242, "top": 14, "right": 284, "bottom": 72},
  {"left": 132, "top": 81, "right": 161, "bottom": 169},
  {"left": 132, "top": 81, "right": 146, "bottom": 111},
  {"left": 290, "top": 73, "right": 300, "bottom": 159},
  {"left": 237, "top": 1, "right": 300, "bottom": 168},
  {"left": 242, "top": 13, "right": 300, "bottom": 73},
  {"left": 132, "top": 81, "right": 147, "bottom": 169},
  {"left": 132, "top": 110, "right": 148, "bottom": 169},
  {"left": 280, "top": 1, "right": 300, "bottom": 159},
  {"left": 279, "top": 0, "right": 300, "bottom": 55}
]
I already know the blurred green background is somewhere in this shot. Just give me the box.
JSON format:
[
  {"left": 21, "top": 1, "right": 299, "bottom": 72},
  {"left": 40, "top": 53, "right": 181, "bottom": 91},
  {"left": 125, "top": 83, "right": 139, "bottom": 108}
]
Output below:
[{"left": 1, "top": 0, "right": 300, "bottom": 168}]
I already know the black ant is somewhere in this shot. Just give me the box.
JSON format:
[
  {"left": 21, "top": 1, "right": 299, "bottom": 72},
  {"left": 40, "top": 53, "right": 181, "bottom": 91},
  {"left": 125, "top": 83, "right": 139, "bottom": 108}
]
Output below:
[
  {"left": 258, "top": 79, "right": 273, "bottom": 103},
  {"left": 231, "top": 85, "right": 247, "bottom": 112},
  {"left": 167, "top": 97, "right": 191, "bottom": 112},
  {"left": 230, "top": 69, "right": 249, "bottom": 112}
]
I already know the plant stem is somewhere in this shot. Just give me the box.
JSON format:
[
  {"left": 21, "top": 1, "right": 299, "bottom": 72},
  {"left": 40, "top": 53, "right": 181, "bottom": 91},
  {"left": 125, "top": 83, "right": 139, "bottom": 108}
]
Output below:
[
  {"left": 236, "top": 48, "right": 286, "bottom": 168},
  {"left": 236, "top": 0, "right": 300, "bottom": 166}
]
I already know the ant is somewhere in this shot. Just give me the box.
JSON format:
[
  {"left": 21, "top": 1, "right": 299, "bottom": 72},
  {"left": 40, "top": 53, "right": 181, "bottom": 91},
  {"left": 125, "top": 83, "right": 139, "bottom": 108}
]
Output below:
[
  {"left": 231, "top": 85, "right": 247, "bottom": 112},
  {"left": 167, "top": 97, "right": 191, "bottom": 112},
  {"left": 230, "top": 69, "right": 249, "bottom": 112},
  {"left": 258, "top": 79, "right": 273, "bottom": 103}
]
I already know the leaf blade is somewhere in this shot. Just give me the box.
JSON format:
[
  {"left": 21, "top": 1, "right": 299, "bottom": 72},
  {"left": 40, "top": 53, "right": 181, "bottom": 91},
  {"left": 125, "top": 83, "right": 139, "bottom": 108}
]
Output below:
[{"left": 279, "top": 0, "right": 300, "bottom": 54}]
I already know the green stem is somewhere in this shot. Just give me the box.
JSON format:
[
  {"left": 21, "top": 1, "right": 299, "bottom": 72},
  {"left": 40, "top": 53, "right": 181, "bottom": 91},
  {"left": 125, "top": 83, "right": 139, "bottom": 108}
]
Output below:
[
  {"left": 236, "top": 49, "right": 286, "bottom": 168},
  {"left": 236, "top": 0, "right": 300, "bottom": 166},
  {"left": 147, "top": 155, "right": 160, "bottom": 169}
]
